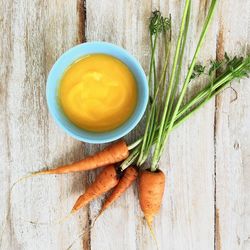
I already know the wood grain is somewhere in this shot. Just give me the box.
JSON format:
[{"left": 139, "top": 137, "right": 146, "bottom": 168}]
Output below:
[
  {"left": 85, "top": 1, "right": 151, "bottom": 249},
  {"left": 157, "top": 1, "right": 216, "bottom": 249},
  {"left": 215, "top": 1, "right": 250, "bottom": 250},
  {"left": 0, "top": 1, "right": 87, "bottom": 249},
  {"left": 0, "top": 0, "right": 249, "bottom": 250},
  {"left": 86, "top": 1, "right": 216, "bottom": 250}
]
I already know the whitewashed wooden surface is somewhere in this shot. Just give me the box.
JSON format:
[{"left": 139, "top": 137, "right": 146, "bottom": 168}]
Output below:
[{"left": 0, "top": 0, "right": 249, "bottom": 250}]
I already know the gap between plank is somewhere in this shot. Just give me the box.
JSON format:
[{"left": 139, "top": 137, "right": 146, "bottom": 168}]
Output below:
[
  {"left": 77, "top": 0, "right": 86, "bottom": 43},
  {"left": 77, "top": 0, "right": 90, "bottom": 249},
  {"left": 214, "top": 20, "right": 224, "bottom": 250}
]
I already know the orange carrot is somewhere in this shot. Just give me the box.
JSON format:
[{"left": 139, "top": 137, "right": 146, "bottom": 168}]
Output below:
[
  {"left": 38, "top": 140, "right": 128, "bottom": 175},
  {"left": 138, "top": 169, "right": 165, "bottom": 227},
  {"left": 98, "top": 166, "right": 138, "bottom": 216},
  {"left": 71, "top": 165, "right": 119, "bottom": 213}
]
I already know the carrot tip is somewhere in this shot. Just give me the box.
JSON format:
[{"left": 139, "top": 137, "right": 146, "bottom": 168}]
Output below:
[
  {"left": 10, "top": 172, "right": 44, "bottom": 192},
  {"left": 56, "top": 213, "right": 73, "bottom": 225},
  {"left": 145, "top": 216, "right": 159, "bottom": 249},
  {"left": 70, "top": 209, "right": 77, "bottom": 214}
]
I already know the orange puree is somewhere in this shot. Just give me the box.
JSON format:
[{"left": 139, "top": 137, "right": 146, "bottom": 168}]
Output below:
[{"left": 59, "top": 54, "right": 138, "bottom": 132}]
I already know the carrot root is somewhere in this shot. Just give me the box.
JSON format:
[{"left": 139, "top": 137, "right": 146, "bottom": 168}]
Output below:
[
  {"left": 98, "top": 166, "right": 138, "bottom": 217},
  {"left": 138, "top": 169, "right": 165, "bottom": 245},
  {"left": 139, "top": 169, "right": 165, "bottom": 226},
  {"left": 36, "top": 140, "right": 129, "bottom": 175},
  {"left": 56, "top": 213, "right": 74, "bottom": 225},
  {"left": 145, "top": 218, "right": 159, "bottom": 250},
  {"left": 10, "top": 140, "right": 128, "bottom": 190},
  {"left": 71, "top": 165, "right": 119, "bottom": 213},
  {"left": 10, "top": 172, "right": 45, "bottom": 192},
  {"left": 66, "top": 223, "right": 95, "bottom": 250}
]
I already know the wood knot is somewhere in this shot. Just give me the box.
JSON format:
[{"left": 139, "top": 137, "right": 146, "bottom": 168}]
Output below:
[{"left": 233, "top": 141, "right": 240, "bottom": 150}]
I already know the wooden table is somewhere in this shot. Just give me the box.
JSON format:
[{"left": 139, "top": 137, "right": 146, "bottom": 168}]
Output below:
[{"left": 1, "top": 1, "right": 249, "bottom": 249}]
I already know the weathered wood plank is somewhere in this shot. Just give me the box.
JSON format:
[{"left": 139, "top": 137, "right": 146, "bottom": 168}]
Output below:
[
  {"left": 1, "top": 1, "right": 249, "bottom": 250},
  {"left": 0, "top": 1, "right": 87, "bottom": 249},
  {"left": 152, "top": 1, "right": 216, "bottom": 250},
  {"left": 215, "top": 1, "right": 250, "bottom": 250},
  {"left": 86, "top": 1, "right": 215, "bottom": 249},
  {"left": 85, "top": 1, "right": 151, "bottom": 249}
]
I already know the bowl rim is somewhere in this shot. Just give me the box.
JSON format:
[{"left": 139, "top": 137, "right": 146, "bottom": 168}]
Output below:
[{"left": 46, "top": 41, "right": 148, "bottom": 143}]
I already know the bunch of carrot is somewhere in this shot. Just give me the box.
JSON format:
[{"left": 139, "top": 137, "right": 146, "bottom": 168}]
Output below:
[{"left": 17, "top": 0, "right": 250, "bottom": 242}]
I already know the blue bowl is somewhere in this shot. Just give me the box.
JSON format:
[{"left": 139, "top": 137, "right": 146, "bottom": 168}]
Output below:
[{"left": 46, "top": 41, "right": 148, "bottom": 144}]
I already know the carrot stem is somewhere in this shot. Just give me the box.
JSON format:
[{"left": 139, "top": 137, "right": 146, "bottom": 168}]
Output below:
[
  {"left": 138, "top": 12, "right": 171, "bottom": 166},
  {"left": 151, "top": 0, "right": 218, "bottom": 170},
  {"left": 152, "top": 0, "right": 191, "bottom": 171}
]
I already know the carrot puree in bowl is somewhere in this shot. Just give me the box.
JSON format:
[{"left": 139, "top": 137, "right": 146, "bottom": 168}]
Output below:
[{"left": 59, "top": 54, "right": 138, "bottom": 132}]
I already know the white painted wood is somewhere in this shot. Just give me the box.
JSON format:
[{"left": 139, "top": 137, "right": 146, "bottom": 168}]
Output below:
[
  {"left": 0, "top": 1, "right": 88, "bottom": 250},
  {"left": 215, "top": 1, "right": 250, "bottom": 250},
  {"left": 0, "top": 1, "right": 249, "bottom": 250},
  {"left": 141, "top": 1, "right": 216, "bottom": 250},
  {"left": 86, "top": 1, "right": 216, "bottom": 250},
  {"left": 85, "top": 1, "right": 151, "bottom": 250}
]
